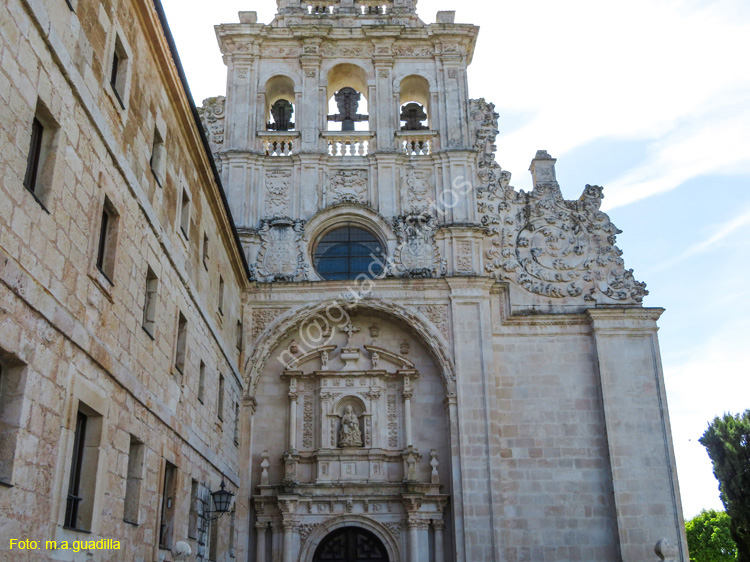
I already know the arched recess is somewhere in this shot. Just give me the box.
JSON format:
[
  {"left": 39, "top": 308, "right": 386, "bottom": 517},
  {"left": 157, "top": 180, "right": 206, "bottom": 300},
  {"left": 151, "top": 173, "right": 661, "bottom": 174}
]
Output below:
[
  {"left": 326, "top": 63, "right": 371, "bottom": 131},
  {"left": 243, "top": 298, "right": 456, "bottom": 397},
  {"left": 398, "top": 75, "right": 431, "bottom": 130},
  {"left": 300, "top": 516, "right": 401, "bottom": 562},
  {"left": 264, "top": 75, "right": 297, "bottom": 129}
]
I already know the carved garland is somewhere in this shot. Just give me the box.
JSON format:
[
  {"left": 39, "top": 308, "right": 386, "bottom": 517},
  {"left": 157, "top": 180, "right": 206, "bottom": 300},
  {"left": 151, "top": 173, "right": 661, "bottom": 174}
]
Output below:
[{"left": 470, "top": 98, "right": 648, "bottom": 304}]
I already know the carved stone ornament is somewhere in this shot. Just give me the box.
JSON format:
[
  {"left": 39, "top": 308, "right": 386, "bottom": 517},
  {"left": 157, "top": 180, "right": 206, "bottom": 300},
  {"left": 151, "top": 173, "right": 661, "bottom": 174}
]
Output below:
[
  {"left": 329, "top": 170, "right": 368, "bottom": 205},
  {"left": 390, "top": 214, "right": 446, "bottom": 279},
  {"left": 197, "top": 96, "right": 225, "bottom": 167},
  {"left": 251, "top": 217, "right": 309, "bottom": 282},
  {"left": 404, "top": 167, "right": 433, "bottom": 213},
  {"left": 265, "top": 170, "right": 292, "bottom": 216},
  {"left": 471, "top": 98, "right": 648, "bottom": 304}
]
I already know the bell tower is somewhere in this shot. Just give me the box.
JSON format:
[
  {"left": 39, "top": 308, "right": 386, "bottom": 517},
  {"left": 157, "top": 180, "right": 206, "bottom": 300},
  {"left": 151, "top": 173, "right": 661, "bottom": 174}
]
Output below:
[{"left": 207, "top": 1, "right": 481, "bottom": 281}]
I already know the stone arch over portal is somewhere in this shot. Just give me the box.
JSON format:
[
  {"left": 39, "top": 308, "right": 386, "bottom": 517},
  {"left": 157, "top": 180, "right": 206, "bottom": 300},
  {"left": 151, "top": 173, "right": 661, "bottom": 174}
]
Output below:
[
  {"left": 300, "top": 515, "right": 401, "bottom": 562},
  {"left": 243, "top": 299, "right": 455, "bottom": 396}
]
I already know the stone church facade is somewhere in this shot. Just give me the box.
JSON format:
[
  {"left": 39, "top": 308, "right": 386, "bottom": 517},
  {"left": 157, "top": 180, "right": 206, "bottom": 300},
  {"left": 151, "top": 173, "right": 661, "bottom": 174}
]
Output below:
[{"left": 0, "top": 0, "right": 687, "bottom": 561}]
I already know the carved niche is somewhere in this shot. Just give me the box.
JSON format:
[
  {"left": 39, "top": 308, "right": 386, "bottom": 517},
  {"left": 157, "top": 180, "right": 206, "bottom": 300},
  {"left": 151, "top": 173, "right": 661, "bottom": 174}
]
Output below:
[
  {"left": 264, "top": 170, "right": 292, "bottom": 216},
  {"left": 390, "top": 214, "right": 446, "bottom": 279},
  {"left": 329, "top": 170, "right": 368, "bottom": 205},
  {"left": 470, "top": 98, "right": 648, "bottom": 303},
  {"left": 251, "top": 217, "right": 309, "bottom": 282}
]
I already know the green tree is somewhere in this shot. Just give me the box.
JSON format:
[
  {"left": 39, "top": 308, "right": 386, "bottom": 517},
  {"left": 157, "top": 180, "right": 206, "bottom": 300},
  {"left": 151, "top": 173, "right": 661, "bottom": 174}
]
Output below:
[
  {"left": 686, "top": 509, "right": 737, "bottom": 562},
  {"left": 700, "top": 411, "right": 750, "bottom": 562}
]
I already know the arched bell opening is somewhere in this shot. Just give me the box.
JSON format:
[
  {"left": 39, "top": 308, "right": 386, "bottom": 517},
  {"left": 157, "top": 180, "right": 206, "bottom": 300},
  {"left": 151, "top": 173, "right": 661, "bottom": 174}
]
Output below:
[
  {"left": 264, "top": 75, "right": 297, "bottom": 131},
  {"left": 327, "top": 64, "right": 370, "bottom": 132},
  {"left": 399, "top": 75, "right": 431, "bottom": 131}
]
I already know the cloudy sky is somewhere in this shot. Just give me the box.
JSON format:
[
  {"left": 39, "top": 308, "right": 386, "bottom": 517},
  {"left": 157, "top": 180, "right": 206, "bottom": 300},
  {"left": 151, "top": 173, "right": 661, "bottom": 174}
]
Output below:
[{"left": 161, "top": 0, "right": 750, "bottom": 518}]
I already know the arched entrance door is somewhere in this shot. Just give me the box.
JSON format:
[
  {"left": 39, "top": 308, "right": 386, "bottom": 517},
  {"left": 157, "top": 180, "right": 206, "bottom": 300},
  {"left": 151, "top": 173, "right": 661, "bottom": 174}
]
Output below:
[{"left": 313, "top": 526, "right": 389, "bottom": 562}]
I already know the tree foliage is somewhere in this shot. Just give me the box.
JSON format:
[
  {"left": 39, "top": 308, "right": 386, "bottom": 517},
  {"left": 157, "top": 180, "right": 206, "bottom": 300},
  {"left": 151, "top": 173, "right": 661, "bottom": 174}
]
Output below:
[
  {"left": 686, "top": 509, "right": 737, "bottom": 562},
  {"left": 700, "top": 411, "right": 750, "bottom": 562}
]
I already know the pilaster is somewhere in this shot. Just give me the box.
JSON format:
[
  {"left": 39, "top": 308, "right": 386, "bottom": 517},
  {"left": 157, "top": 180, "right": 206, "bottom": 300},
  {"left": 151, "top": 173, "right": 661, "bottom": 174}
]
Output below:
[{"left": 587, "top": 308, "right": 688, "bottom": 562}]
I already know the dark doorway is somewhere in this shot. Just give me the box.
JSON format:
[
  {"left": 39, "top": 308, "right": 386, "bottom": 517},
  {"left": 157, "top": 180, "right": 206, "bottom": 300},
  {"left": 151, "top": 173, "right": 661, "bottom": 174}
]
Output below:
[{"left": 313, "top": 526, "right": 389, "bottom": 562}]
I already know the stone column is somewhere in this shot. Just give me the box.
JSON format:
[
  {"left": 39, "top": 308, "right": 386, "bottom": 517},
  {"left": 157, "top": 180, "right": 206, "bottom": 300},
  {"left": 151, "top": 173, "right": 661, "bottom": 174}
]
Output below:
[
  {"left": 403, "top": 388, "right": 413, "bottom": 447},
  {"left": 433, "top": 519, "right": 445, "bottom": 562},
  {"left": 408, "top": 519, "right": 420, "bottom": 562},
  {"left": 282, "top": 522, "right": 294, "bottom": 562},
  {"left": 288, "top": 390, "right": 298, "bottom": 452},
  {"left": 588, "top": 309, "right": 688, "bottom": 562},
  {"left": 255, "top": 522, "right": 267, "bottom": 562},
  {"left": 271, "top": 522, "right": 282, "bottom": 562}
]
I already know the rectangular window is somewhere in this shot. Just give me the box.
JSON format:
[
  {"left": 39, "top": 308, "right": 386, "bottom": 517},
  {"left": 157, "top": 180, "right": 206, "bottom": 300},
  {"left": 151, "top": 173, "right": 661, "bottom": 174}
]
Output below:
[
  {"left": 142, "top": 267, "right": 158, "bottom": 337},
  {"left": 233, "top": 401, "right": 240, "bottom": 446},
  {"left": 236, "top": 320, "right": 243, "bottom": 351},
  {"left": 123, "top": 436, "right": 144, "bottom": 524},
  {"left": 217, "top": 374, "right": 225, "bottom": 421},
  {"left": 23, "top": 118, "right": 44, "bottom": 194},
  {"left": 0, "top": 354, "right": 27, "bottom": 485},
  {"left": 64, "top": 411, "right": 87, "bottom": 529},
  {"left": 110, "top": 35, "right": 128, "bottom": 109},
  {"left": 159, "top": 461, "right": 177, "bottom": 550},
  {"left": 95, "top": 197, "right": 119, "bottom": 284},
  {"left": 179, "top": 188, "right": 191, "bottom": 240},
  {"left": 150, "top": 127, "right": 166, "bottom": 187},
  {"left": 198, "top": 361, "right": 206, "bottom": 404},
  {"left": 188, "top": 479, "right": 200, "bottom": 539},
  {"left": 218, "top": 275, "right": 225, "bottom": 315},
  {"left": 23, "top": 101, "right": 60, "bottom": 209},
  {"left": 202, "top": 233, "right": 209, "bottom": 269},
  {"left": 63, "top": 403, "right": 103, "bottom": 532},
  {"left": 174, "top": 312, "right": 187, "bottom": 375}
]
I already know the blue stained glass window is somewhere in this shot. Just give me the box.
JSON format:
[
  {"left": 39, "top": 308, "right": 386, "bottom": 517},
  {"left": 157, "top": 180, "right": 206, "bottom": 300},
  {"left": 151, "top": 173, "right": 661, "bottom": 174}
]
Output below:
[{"left": 314, "top": 226, "right": 385, "bottom": 280}]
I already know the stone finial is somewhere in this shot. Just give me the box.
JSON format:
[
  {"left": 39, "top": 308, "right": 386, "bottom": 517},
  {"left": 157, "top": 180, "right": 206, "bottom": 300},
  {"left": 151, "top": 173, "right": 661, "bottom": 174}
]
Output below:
[
  {"left": 654, "top": 538, "right": 679, "bottom": 562},
  {"left": 260, "top": 450, "right": 270, "bottom": 486},
  {"left": 529, "top": 150, "right": 558, "bottom": 188},
  {"left": 238, "top": 11, "right": 258, "bottom": 24},
  {"left": 436, "top": 11, "right": 455, "bottom": 23},
  {"left": 430, "top": 449, "right": 439, "bottom": 484},
  {"left": 173, "top": 541, "right": 192, "bottom": 561}
]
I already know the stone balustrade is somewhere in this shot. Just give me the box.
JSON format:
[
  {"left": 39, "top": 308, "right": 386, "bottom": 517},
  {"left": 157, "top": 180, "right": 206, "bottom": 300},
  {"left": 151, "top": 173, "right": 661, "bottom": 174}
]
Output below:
[
  {"left": 323, "top": 132, "right": 375, "bottom": 157},
  {"left": 396, "top": 131, "right": 438, "bottom": 156},
  {"left": 356, "top": 1, "right": 392, "bottom": 14},
  {"left": 259, "top": 132, "right": 299, "bottom": 157},
  {"left": 302, "top": 1, "right": 338, "bottom": 14}
]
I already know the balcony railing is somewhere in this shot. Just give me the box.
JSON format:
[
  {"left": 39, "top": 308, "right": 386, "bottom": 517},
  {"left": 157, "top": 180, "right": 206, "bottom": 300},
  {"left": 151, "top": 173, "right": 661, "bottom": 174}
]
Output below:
[
  {"left": 396, "top": 131, "right": 438, "bottom": 156},
  {"left": 323, "top": 132, "right": 375, "bottom": 157},
  {"left": 357, "top": 1, "right": 392, "bottom": 15},
  {"left": 259, "top": 132, "right": 299, "bottom": 157},
  {"left": 302, "top": 1, "right": 337, "bottom": 14}
]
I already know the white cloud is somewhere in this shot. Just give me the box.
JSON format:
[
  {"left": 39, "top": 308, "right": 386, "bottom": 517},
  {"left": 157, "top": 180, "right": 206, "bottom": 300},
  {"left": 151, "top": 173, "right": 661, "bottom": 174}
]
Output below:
[
  {"left": 478, "top": 0, "right": 750, "bottom": 197},
  {"left": 650, "top": 206, "right": 750, "bottom": 272}
]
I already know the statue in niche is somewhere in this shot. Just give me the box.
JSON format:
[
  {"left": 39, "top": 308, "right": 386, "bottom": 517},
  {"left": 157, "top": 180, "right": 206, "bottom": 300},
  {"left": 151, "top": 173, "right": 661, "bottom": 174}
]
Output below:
[
  {"left": 267, "top": 99, "right": 295, "bottom": 131},
  {"left": 400, "top": 102, "right": 428, "bottom": 131},
  {"left": 339, "top": 406, "right": 363, "bottom": 447},
  {"left": 328, "top": 87, "right": 369, "bottom": 131}
]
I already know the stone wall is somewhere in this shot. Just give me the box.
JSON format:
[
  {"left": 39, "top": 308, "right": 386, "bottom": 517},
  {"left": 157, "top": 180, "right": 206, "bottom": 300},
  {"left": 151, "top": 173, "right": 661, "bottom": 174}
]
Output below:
[{"left": 0, "top": 0, "right": 247, "bottom": 560}]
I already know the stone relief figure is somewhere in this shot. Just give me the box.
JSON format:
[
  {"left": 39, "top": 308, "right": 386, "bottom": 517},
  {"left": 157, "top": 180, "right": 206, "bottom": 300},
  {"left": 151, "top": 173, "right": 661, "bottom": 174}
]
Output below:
[{"left": 339, "top": 406, "right": 363, "bottom": 447}]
